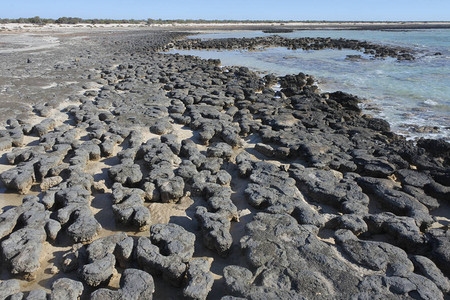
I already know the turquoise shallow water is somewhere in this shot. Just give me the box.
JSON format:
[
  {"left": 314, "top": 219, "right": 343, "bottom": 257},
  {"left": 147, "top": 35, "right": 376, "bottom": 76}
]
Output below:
[{"left": 168, "top": 29, "right": 450, "bottom": 141}]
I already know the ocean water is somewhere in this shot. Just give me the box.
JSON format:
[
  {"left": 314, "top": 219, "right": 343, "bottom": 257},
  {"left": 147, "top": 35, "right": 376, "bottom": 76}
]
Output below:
[{"left": 168, "top": 29, "right": 450, "bottom": 141}]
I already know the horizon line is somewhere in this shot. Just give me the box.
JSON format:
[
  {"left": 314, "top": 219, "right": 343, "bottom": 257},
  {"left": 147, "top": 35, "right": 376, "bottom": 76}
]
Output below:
[{"left": 1, "top": 17, "right": 450, "bottom": 23}]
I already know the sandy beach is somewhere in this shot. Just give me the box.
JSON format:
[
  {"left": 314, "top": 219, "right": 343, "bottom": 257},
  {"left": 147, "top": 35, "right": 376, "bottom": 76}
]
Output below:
[{"left": 0, "top": 24, "right": 449, "bottom": 299}]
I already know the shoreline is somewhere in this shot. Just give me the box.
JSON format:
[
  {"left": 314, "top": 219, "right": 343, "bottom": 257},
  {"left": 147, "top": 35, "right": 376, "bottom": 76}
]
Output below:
[
  {"left": 0, "top": 27, "right": 449, "bottom": 299},
  {"left": 168, "top": 30, "right": 449, "bottom": 143},
  {"left": 1, "top": 21, "right": 450, "bottom": 33}
]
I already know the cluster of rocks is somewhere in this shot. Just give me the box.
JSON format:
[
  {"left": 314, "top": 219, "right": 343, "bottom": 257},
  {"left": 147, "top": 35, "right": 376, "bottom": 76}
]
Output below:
[
  {"left": 136, "top": 223, "right": 214, "bottom": 299},
  {"left": 170, "top": 34, "right": 416, "bottom": 60},
  {"left": 1, "top": 278, "right": 83, "bottom": 300},
  {"left": 0, "top": 30, "right": 449, "bottom": 299},
  {"left": 0, "top": 196, "right": 48, "bottom": 281}
]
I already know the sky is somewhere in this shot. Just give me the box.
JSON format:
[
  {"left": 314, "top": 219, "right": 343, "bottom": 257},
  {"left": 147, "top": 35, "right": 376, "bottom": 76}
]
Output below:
[{"left": 1, "top": 0, "right": 449, "bottom": 21}]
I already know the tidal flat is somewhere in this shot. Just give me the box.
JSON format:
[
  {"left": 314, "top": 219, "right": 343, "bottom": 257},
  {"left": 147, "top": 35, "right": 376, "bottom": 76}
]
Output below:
[{"left": 0, "top": 23, "right": 449, "bottom": 299}]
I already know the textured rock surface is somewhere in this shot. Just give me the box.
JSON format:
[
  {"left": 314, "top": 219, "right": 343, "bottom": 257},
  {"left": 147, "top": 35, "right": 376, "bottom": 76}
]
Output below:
[
  {"left": 80, "top": 253, "right": 116, "bottom": 286},
  {"left": 90, "top": 268, "right": 154, "bottom": 300},
  {"left": 0, "top": 27, "right": 448, "bottom": 299},
  {"left": 183, "top": 258, "right": 214, "bottom": 300},
  {"left": 50, "top": 278, "right": 83, "bottom": 300},
  {"left": 0, "top": 279, "right": 20, "bottom": 300}
]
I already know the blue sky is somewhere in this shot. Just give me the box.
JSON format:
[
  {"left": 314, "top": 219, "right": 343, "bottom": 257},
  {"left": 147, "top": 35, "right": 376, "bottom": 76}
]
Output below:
[{"left": 2, "top": 0, "right": 449, "bottom": 21}]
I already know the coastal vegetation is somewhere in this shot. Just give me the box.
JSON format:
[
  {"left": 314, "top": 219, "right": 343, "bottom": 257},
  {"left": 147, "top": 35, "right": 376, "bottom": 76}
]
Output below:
[{"left": 0, "top": 16, "right": 423, "bottom": 25}]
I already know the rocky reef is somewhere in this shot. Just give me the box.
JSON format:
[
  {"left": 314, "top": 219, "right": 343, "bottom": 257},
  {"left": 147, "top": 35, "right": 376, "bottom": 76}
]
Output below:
[
  {"left": 170, "top": 34, "right": 416, "bottom": 60},
  {"left": 0, "top": 28, "right": 448, "bottom": 299}
]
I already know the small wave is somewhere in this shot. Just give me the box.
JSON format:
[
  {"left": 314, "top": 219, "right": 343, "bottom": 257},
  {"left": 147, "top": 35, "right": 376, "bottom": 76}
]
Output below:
[{"left": 424, "top": 99, "right": 438, "bottom": 106}]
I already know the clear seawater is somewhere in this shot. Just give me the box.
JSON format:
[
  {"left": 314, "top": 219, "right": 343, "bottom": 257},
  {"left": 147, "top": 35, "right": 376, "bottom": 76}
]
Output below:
[{"left": 167, "top": 29, "right": 450, "bottom": 141}]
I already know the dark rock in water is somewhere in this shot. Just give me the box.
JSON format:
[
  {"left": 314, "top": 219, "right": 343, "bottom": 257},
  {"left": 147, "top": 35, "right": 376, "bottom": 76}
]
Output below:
[
  {"left": 346, "top": 54, "right": 363, "bottom": 61},
  {"left": 328, "top": 91, "right": 361, "bottom": 112},
  {"left": 279, "top": 72, "right": 309, "bottom": 96},
  {"left": 173, "top": 35, "right": 415, "bottom": 61},
  {"left": 417, "top": 138, "right": 450, "bottom": 161},
  {"left": 80, "top": 253, "right": 116, "bottom": 287},
  {"left": 262, "top": 28, "right": 294, "bottom": 33},
  {"left": 183, "top": 258, "right": 214, "bottom": 300},
  {"left": 0, "top": 279, "right": 20, "bottom": 300},
  {"left": 50, "top": 278, "right": 83, "bottom": 300},
  {"left": 366, "top": 117, "right": 391, "bottom": 132}
]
